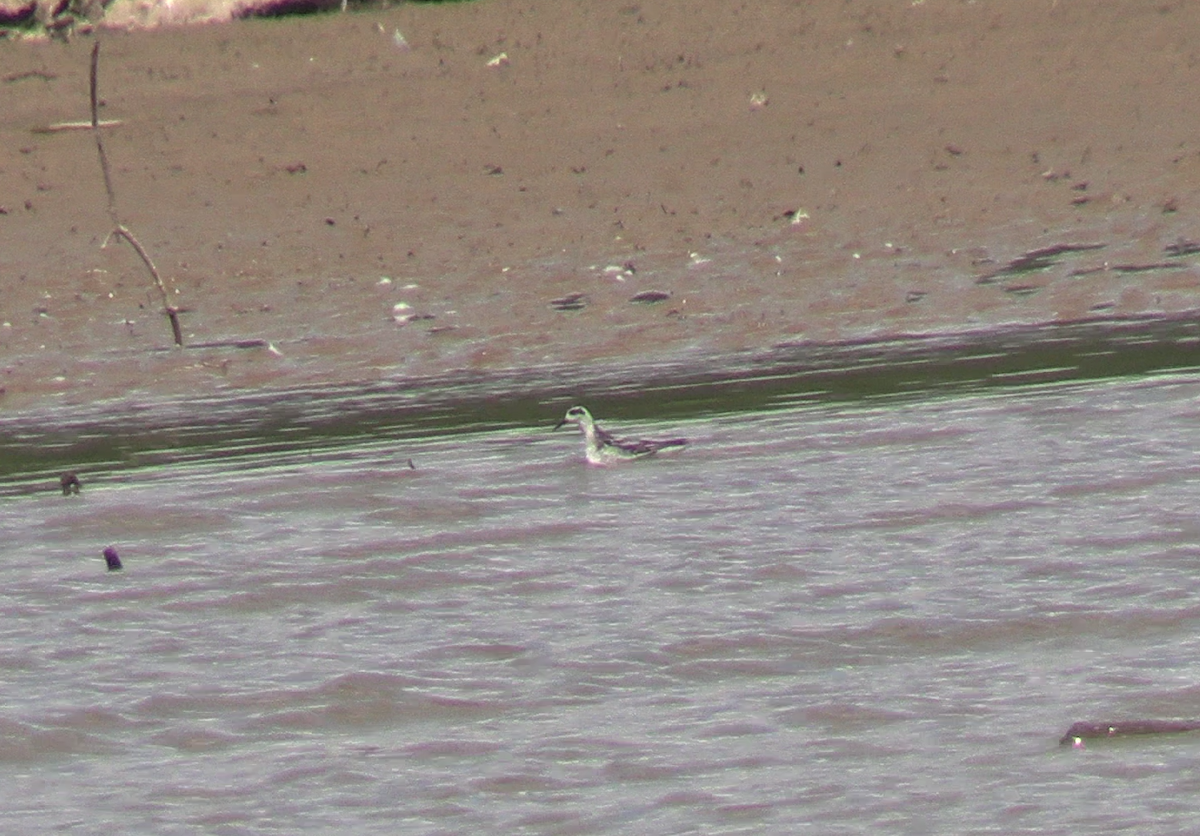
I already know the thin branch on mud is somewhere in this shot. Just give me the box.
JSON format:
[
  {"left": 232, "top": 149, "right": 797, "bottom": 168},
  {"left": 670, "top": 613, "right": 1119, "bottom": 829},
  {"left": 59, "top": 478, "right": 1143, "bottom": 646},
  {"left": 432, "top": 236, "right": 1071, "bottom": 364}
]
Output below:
[{"left": 90, "top": 41, "right": 184, "bottom": 347}]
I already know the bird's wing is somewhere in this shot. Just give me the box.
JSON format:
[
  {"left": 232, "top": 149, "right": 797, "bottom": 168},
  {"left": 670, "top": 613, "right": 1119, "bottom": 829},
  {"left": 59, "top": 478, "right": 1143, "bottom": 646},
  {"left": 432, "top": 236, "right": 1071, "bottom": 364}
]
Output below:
[
  {"left": 615, "top": 436, "right": 687, "bottom": 456},
  {"left": 595, "top": 424, "right": 620, "bottom": 446}
]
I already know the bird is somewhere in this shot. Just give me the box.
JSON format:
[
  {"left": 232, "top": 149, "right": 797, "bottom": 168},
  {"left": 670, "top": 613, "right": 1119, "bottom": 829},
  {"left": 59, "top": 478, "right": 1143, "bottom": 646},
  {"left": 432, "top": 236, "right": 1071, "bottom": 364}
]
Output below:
[{"left": 554, "top": 405, "right": 687, "bottom": 465}]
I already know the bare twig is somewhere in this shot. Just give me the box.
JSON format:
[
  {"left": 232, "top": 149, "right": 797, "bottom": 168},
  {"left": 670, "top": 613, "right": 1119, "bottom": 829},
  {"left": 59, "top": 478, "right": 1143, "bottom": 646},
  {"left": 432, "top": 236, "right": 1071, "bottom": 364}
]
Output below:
[{"left": 90, "top": 41, "right": 183, "bottom": 347}]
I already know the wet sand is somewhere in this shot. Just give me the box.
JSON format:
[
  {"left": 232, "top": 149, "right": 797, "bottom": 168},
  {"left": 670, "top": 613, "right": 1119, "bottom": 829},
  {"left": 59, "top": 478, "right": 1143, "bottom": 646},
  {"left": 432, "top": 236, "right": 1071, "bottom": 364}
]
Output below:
[{"left": 3, "top": 0, "right": 1200, "bottom": 415}]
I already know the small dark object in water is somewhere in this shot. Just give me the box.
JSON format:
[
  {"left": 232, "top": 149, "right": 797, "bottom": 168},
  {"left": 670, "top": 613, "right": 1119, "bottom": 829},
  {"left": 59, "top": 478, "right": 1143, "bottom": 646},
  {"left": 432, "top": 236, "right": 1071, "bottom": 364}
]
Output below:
[
  {"left": 1060, "top": 720, "right": 1200, "bottom": 746},
  {"left": 61, "top": 472, "right": 81, "bottom": 495},
  {"left": 630, "top": 290, "right": 671, "bottom": 304},
  {"left": 550, "top": 292, "right": 587, "bottom": 311},
  {"left": 406, "top": 458, "right": 416, "bottom": 470},
  {"left": 1108, "top": 262, "right": 1186, "bottom": 274},
  {"left": 1164, "top": 240, "right": 1200, "bottom": 258},
  {"left": 102, "top": 546, "right": 122, "bottom": 571}
]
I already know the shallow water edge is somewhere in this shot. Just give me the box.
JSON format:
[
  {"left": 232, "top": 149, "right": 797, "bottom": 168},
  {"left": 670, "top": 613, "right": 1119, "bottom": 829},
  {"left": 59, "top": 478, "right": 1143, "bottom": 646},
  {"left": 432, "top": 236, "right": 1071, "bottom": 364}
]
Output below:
[{"left": 5, "top": 313, "right": 1200, "bottom": 488}]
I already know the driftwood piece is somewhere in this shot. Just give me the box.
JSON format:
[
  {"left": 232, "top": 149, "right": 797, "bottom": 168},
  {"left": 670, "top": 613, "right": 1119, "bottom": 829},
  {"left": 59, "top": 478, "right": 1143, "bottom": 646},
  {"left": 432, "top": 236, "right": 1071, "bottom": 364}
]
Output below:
[{"left": 1060, "top": 720, "right": 1200, "bottom": 746}]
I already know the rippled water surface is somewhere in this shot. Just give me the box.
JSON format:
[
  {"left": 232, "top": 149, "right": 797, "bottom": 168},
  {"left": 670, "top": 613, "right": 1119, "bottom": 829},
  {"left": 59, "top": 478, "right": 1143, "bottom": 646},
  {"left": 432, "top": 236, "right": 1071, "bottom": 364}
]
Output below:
[{"left": 7, "top": 372, "right": 1200, "bottom": 833}]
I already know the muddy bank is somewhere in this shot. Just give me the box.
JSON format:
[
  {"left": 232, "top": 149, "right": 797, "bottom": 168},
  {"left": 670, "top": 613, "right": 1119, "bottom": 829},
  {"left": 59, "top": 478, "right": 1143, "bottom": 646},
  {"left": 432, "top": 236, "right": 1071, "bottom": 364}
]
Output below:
[{"left": 2, "top": 0, "right": 1200, "bottom": 418}]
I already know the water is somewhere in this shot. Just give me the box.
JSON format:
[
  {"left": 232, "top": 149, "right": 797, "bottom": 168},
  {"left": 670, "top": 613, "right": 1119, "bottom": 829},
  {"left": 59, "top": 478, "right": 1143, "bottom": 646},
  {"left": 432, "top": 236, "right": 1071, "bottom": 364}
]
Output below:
[{"left": 6, "top": 370, "right": 1200, "bottom": 833}]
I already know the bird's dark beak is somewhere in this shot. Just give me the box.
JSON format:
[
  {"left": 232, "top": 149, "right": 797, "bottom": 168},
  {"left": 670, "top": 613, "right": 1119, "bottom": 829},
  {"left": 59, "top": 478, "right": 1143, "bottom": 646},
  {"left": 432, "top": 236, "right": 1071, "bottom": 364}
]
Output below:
[{"left": 553, "top": 419, "right": 568, "bottom": 431}]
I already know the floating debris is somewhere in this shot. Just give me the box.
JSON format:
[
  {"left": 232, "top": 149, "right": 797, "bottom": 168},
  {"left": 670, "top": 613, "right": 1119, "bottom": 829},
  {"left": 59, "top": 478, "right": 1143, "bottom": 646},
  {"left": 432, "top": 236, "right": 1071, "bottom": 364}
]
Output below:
[
  {"left": 1060, "top": 720, "right": 1200, "bottom": 747},
  {"left": 749, "top": 91, "right": 768, "bottom": 109},
  {"left": 486, "top": 53, "right": 509, "bottom": 67},
  {"left": 4, "top": 69, "right": 57, "bottom": 83},
  {"left": 631, "top": 290, "right": 671, "bottom": 304},
  {"left": 550, "top": 292, "right": 587, "bottom": 311},
  {"left": 1109, "top": 263, "right": 1187, "bottom": 274},
  {"left": 1165, "top": 240, "right": 1200, "bottom": 258},
  {"left": 905, "top": 290, "right": 927, "bottom": 303},
  {"left": 60, "top": 471, "right": 81, "bottom": 495},
  {"left": 1002, "top": 284, "right": 1041, "bottom": 297},
  {"left": 102, "top": 546, "right": 122, "bottom": 571},
  {"left": 601, "top": 263, "right": 635, "bottom": 279},
  {"left": 392, "top": 302, "right": 435, "bottom": 325},
  {"left": 778, "top": 208, "right": 809, "bottom": 226},
  {"left": 976, "top": 242, "right": 1106, "bottom": 284},
  {"left": 155, "top": 339, "right": 270, "bottom": 351}
]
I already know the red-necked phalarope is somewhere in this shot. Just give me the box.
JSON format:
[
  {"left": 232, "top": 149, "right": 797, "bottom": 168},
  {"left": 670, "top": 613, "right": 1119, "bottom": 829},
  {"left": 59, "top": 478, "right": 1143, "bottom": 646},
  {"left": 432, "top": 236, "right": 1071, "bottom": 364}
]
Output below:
[{"left": 554, "top": 405, "right": 687, "bottom": 465}]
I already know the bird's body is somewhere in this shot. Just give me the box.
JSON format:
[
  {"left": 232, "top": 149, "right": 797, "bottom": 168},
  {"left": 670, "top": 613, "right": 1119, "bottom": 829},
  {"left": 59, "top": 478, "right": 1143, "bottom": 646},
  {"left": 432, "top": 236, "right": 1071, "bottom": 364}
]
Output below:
[{"left": 554, "top": 405, "right": 687, "bottom": 465}]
